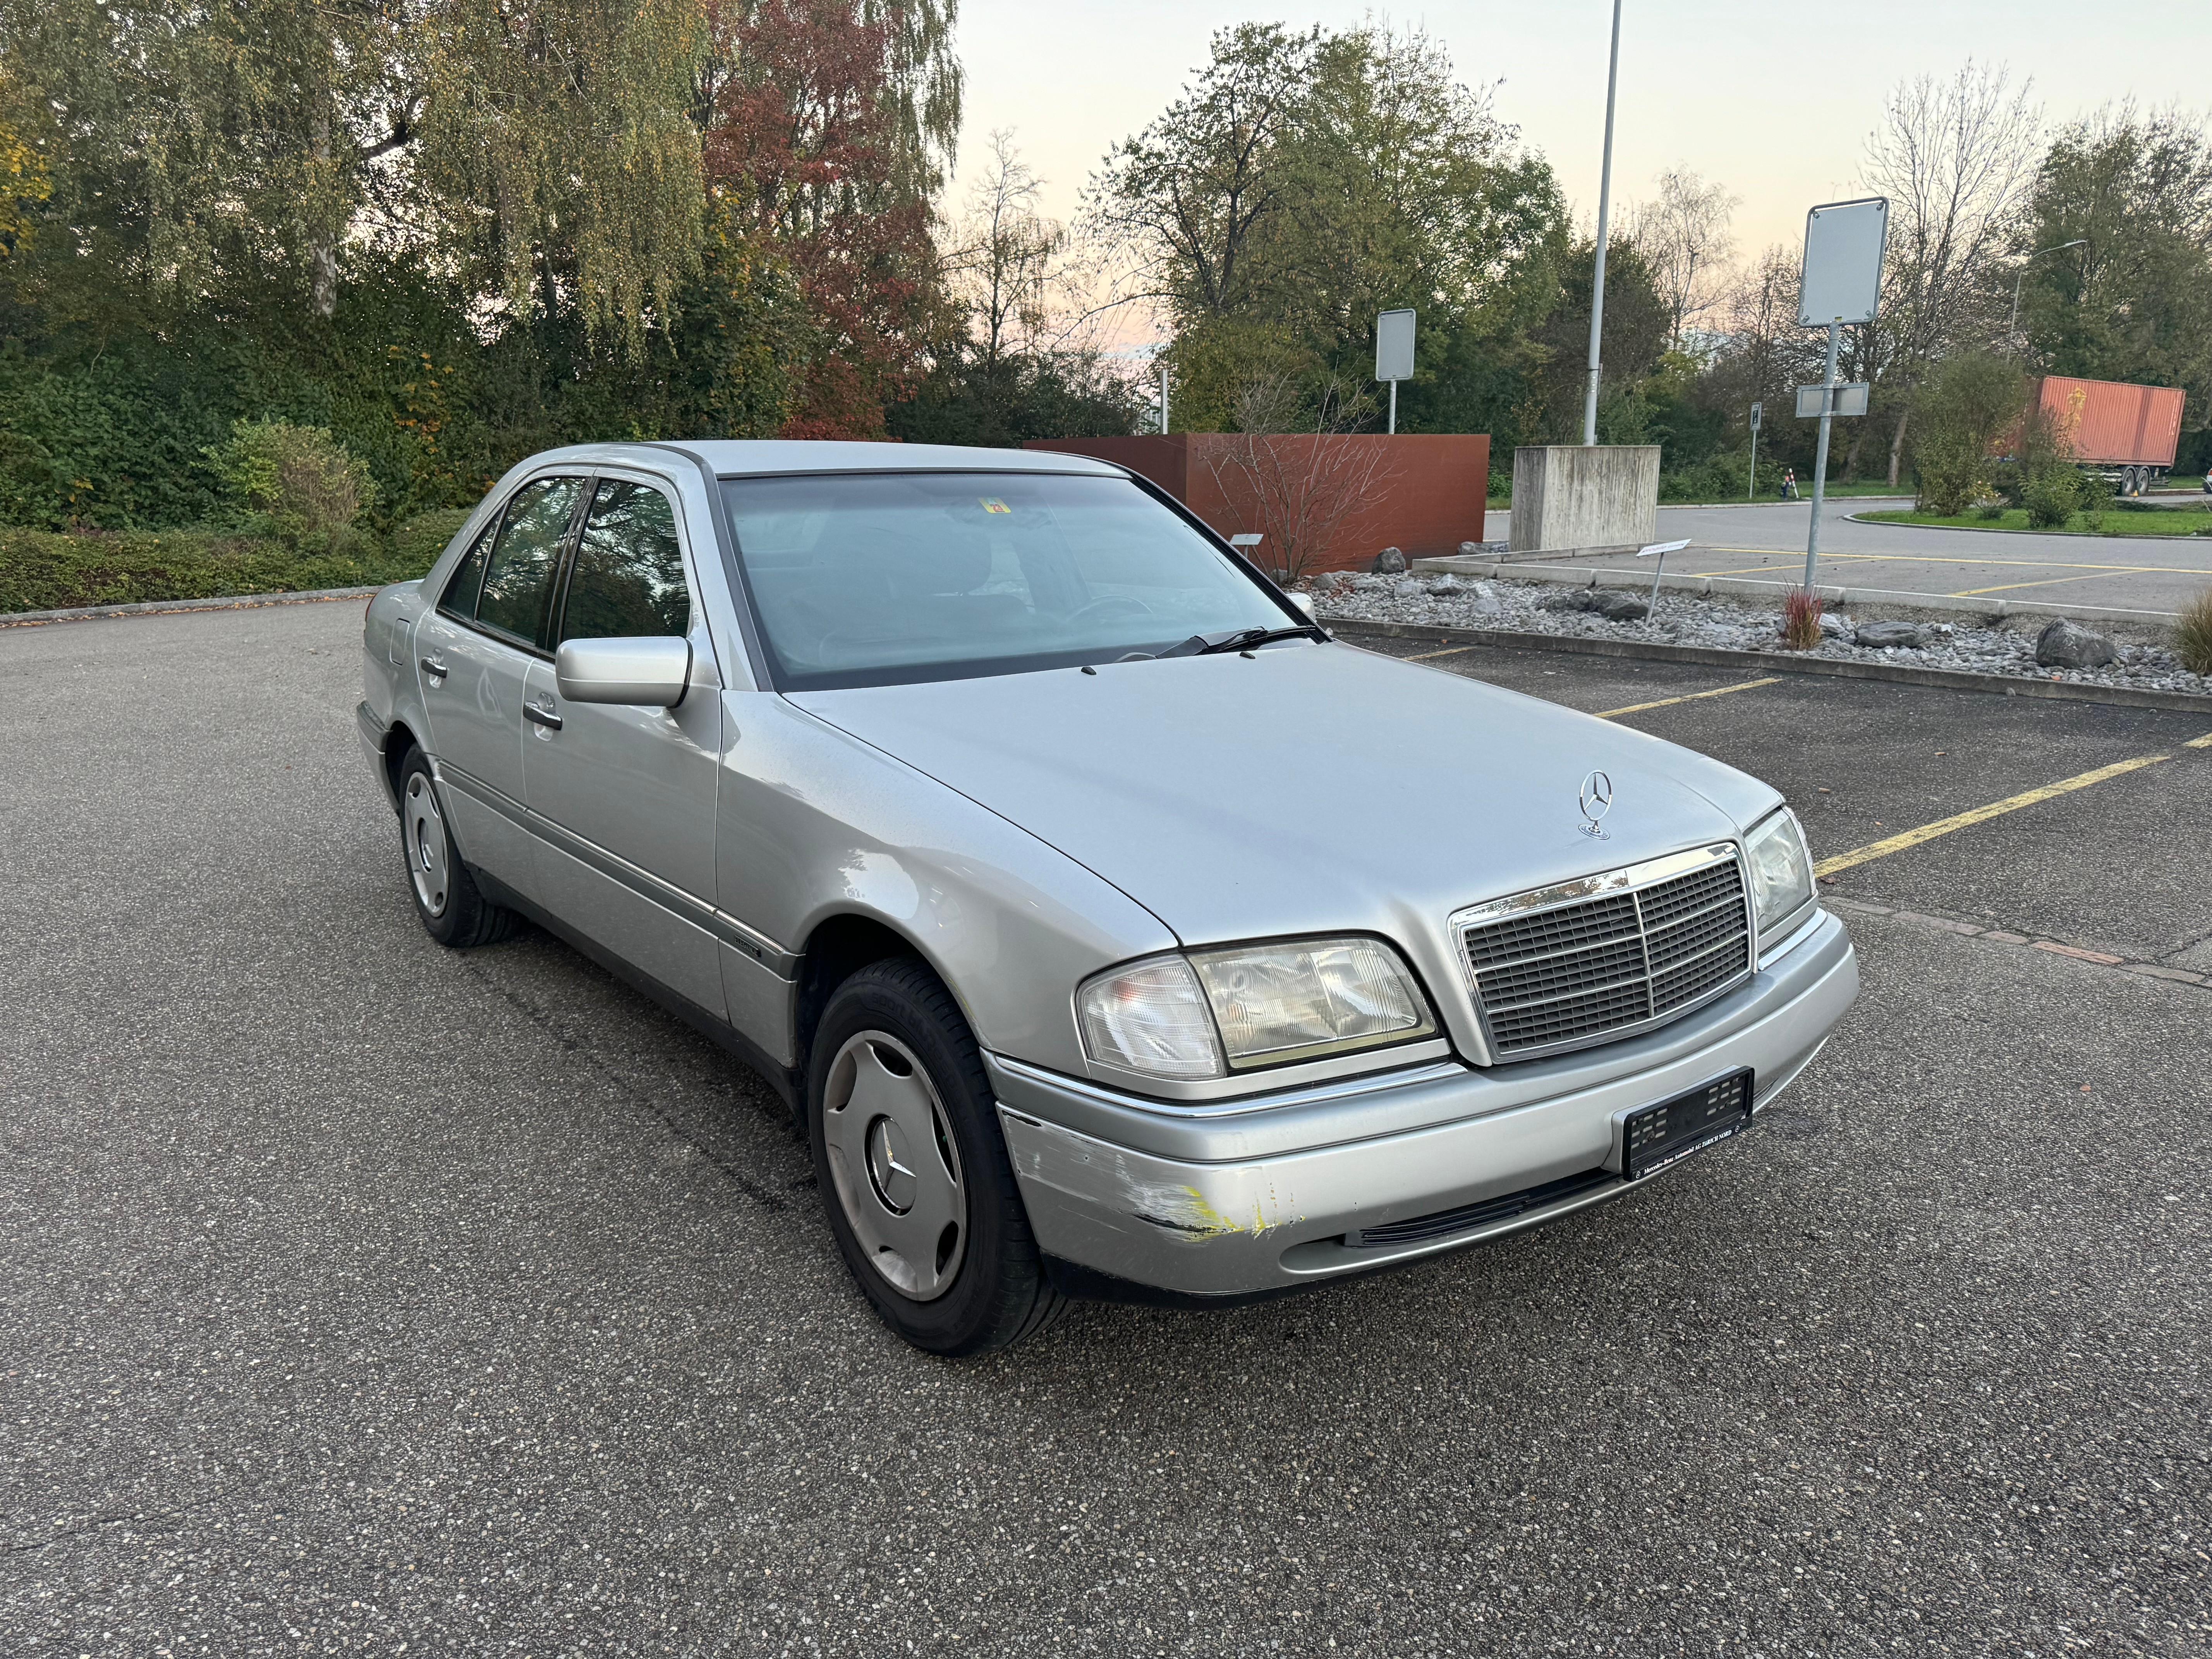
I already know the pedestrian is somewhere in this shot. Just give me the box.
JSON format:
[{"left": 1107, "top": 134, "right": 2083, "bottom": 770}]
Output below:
[{"left": 1781, "top": 468, "right": 1798, "bottom": 500}]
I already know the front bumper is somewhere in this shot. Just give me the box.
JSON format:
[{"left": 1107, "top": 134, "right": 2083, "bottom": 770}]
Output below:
[{"left": 993, "top": 908, "right": 1858, "bottom": 1300}]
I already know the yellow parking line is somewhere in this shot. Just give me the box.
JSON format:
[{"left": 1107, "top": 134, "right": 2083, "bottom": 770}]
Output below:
[
  {"left": 2188, "top": 732, "right": 2212, "bottom": 749},
  {"left": 1950, "top": 572, "right": 2119, "bottom": 597},
  {"left": 1597, "top": 678, "right": 1780, "bottom": 719},
  {"left": 1407, "top": 643, "right": 1479, "bottom": 661},
  {"left": 1702, "top": 544, "right": 2207, "bottom": 574},
  {"left": 1813, "top": 755, "right": 2172, "bottom": 877}
]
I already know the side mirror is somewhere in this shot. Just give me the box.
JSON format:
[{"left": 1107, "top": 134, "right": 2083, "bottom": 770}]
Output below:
[
  {"left": 554, "top": 636, "right": 692, "bottom": 707},
  {"left": 1290, "top": 591, "right": 1317, "bottom": 619}
]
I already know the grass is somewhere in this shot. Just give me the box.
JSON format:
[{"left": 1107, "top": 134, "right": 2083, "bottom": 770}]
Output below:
[
  {"left": 0, "top": 510, "right": 469, "bottom": 615},
  {"left": 2176, "top": 589, "right": 2212, "bottom": 676},
  {"left": 1860, "top": 506, "right": 2212, "bottom": 538}
]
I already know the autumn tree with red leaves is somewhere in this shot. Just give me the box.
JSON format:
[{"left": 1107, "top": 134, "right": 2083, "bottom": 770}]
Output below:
[{"left": 700, "top": 0, "right": 959, "bottom": 437}]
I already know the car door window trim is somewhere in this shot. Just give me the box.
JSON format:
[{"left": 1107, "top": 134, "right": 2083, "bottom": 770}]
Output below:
[{"left": 440, "top": 471, "right": 592, "bottom": 658}]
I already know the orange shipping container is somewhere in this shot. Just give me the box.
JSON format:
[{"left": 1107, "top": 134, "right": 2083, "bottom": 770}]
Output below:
[{"left": 2029, "top": 376, "right": 2184, "bottom": 467}]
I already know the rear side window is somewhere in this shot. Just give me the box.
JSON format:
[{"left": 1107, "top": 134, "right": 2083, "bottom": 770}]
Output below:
[
  {"left": 560, "top": 479, "right": 691, "bottom": 642},
  {"left": 476, "top": 477, "right": 585, "bottom": 646},
  {"left": 438, "top": 520, "right": 498, "bottom": 619}
]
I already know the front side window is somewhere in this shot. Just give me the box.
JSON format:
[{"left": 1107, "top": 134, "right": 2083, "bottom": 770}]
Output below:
[
  {"left": 721, "top": 471, "right": 1295, "bottom": 689},
  {"left": 560, "top": 479, "right": 691, "bottom": 642},
  {"left": 476, "top": 476, "right": 584, "bottom": 646}
]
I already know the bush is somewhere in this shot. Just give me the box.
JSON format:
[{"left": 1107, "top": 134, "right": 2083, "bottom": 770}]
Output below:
[
  {"left": 0, "top": 527, "right": 417, "bottom": 614},
  {"left": 2175, "top": 587, "right": 2212, "bottom": 676},
  {"left": 202, "top": 418, "right": 376, "bottom": 539},
  {"left": 1911, "top": 353, "right": 2025, "bottom": 515},
  {"left": 390, "top": 507, "right": 473, "bottom": 571},
  {"left": 2022, "top": 466, "right": 2089, "bottom": 529}
]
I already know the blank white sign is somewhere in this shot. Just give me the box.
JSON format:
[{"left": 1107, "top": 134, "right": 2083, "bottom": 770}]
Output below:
[
  {"left": 1799, "top": 198, "right": 1887, "bottom": 326},
  {"left": 1375, "top": 309, "right": 1416, "bottom": 383}
]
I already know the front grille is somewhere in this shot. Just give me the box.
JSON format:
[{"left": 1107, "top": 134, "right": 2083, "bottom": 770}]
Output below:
[
  {"left": 1462, "top": 853, "right": 1750, "bottom": 1059},
  {"left": 1345, "top": 1167, "right": 1611, "bottom": 1249}
]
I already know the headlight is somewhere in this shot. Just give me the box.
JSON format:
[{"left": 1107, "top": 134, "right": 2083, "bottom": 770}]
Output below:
[
  {"left": 1744, "top": 809, "right": 1814, "bottom": 943},
  {"left": 1077, "top": 937, "right": 1435, "bottom": 1082}
]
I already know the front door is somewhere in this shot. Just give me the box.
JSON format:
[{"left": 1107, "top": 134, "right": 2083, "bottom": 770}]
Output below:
[
  {"left": 415, "top": 474, "right": 585, "bottom": 898},
  {"left": 522, "top": 476, "right": 726, "bottom": 1016}
]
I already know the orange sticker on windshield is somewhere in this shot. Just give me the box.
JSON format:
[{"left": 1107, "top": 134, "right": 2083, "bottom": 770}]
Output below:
[{"left": 979, "top": 497, "right": 1012, "bottom": 514}]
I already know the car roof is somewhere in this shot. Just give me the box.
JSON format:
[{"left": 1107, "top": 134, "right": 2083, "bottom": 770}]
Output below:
[{"left": 517, "top": 439, "right": 1130, "bottom": 480}]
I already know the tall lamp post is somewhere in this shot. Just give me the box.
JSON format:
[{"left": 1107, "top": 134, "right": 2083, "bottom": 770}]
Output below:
[
  {"left": 2010, "top": 240, "right": 2086, "bottom": 339},
  {"left": 1581, "top": 0, "right": 1624, "bottom": 446}
]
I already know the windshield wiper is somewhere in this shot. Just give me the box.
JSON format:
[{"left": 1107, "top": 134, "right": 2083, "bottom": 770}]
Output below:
[{"left": 1159, "top": 624, "right": 1329, "bottom": 658}]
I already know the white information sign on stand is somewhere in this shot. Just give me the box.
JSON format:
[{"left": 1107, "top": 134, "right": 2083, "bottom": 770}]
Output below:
[
  {"left": 1799, "top": 198, "right": 1888, "bottom": 326},
  {"left": 1797, "top": 197, "right": 1888, "bottom": 593},
  {"left": 1376, "top": 308, "right": 1415, "bottom": 434}
]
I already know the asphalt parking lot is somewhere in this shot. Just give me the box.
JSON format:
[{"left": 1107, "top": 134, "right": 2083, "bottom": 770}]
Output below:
[
  {"left": 1489, "top": 497, "right": 2212, "bottom": 615},
  {"left": 5, "top": 599, "right": 2210, "bottom": 1657}
]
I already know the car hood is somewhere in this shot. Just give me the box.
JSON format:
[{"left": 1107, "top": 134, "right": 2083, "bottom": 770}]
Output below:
[{"left": 787, "top": 642, "right": 1783, "bottom": 949}]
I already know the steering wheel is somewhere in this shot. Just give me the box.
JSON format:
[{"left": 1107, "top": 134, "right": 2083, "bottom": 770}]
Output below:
[{"left": 1066, "top": 595, "right": 1156, "bottom": 625}]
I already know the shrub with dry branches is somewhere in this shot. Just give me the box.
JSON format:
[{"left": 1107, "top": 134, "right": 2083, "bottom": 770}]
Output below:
[
  {"left": 1780, "top": 590, "right": 1824, "bottom": 651},
  {"left": 1200, "top": 374, "right": 1401, "bottom": 582}
]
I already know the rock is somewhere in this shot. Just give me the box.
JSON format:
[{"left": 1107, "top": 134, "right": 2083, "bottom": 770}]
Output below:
[
  {"left": 1467, "top": 581, "right": 1503, "bottom": 616},
  {"left": 1425, "top": 575, "right": 1464, "bottom": 595},
  {"left": 1535, "top": 585, "right": 1647, "bottom": 622},
  {"left": 1350, "top": 573, "right": 1388, "bottom": 592},
  {"left": 1390, "top": 577, "right": 1425, "bottom": 598},
  {"left": 1309, "top": 571, "right": 1349, "bottom": 592},
  {"left": 1817, "top": 611, "right": 1852, "bottom": 637},
  {"left": 2035, "top": 617, "right": 2118, "bottom": 669},
  {"left": 1372, "top": 546, "right": 1408, "bottom": 574},
  {"left": 1854, "top": 620, "right": 1924, "bottom": 649},
  {"left": 1584, "top": 589, "right": 1650, "bottom": 623}
]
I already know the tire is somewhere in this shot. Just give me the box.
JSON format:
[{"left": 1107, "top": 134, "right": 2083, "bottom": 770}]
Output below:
[
  {"left": 806, "top": 958, "right": 1068, "bottom": 1356},
  {"left": 397, "top": 747, "right": 517, "bottom": 949}
]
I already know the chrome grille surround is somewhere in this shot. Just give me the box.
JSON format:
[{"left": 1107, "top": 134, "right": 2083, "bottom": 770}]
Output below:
[{"left": 1451, "top": 843, "right": 1752, "bottom": 1064}]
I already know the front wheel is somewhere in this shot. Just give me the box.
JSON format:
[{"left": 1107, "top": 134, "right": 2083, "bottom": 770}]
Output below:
[{"left": 807, "top": 959, "right": 1068, "bottom": 1355}]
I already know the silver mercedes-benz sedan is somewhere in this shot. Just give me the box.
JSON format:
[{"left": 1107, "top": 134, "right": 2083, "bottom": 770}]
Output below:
[{"left": 357, "top": 441, "right": 1858, "bottom": 1354}]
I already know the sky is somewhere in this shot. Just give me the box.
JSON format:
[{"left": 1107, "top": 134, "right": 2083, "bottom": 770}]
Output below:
[{"left": 952, "top": 0, "right": 2205, "bottom": 283}]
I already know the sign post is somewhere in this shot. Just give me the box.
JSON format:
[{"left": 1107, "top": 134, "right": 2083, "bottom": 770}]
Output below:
[
  {"left": 1376, "top": 309, "right": 1415, "bottom": 435},
  {"left": 1748, "top": 400, "right": 1762, "bottom": 500},
  {"left": 1796, "top": 197, "right": 1887, "bottom": 593}
]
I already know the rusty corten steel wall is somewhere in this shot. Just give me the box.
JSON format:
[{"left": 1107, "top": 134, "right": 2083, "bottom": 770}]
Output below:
[
  {"left": 1024, "top": 434, "right": 1488, "bottom": 575},
  {"left": 2031, "top": 376, "right": 2185, "bottom": 467}
]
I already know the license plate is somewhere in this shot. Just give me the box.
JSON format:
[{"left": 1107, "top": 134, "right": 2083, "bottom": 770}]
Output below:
[{"left": 1621, "top": 1070, "right": 1754, "bottom": 1182}]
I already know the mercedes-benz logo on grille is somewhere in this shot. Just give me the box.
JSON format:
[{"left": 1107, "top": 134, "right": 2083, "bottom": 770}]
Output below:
[{"left": 1577, "top": 770, "right": 1614, "bottom": 839}]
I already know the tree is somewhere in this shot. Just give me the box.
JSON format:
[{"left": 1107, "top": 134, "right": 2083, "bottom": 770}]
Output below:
[
  {"left": 700, "top": 0, "right": 958, "bottom": 435},
  {"left": 1628, "top": 165, "right": 1738, "bottom": 349},
  {"left": 1860, "top": 61, "right": 2042, "bottom": 484},
  {"left": 1085, "top": 21, "right": 1564, "bottom": 436},
  {"left": 2013, "top": 106, "right": 2212, "bottom": 460},
  {"left": 943, "top": 129, "right": 1063, "bottom": 376}
]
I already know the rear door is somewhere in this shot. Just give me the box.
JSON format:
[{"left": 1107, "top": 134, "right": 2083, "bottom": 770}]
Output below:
[
  {"left": 522, "top": 474, "right": 726, "bottom": 1016},
  {"left": 414, "top": 474, "right": 586, "bottom": 897}
]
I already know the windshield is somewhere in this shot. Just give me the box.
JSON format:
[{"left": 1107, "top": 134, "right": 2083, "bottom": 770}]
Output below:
[{"left": 720, "top": 471, "right": 1300, "bottom": 689}]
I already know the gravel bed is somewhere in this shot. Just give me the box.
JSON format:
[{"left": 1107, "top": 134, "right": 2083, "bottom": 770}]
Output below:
[{"left": 1314, "top": 572, "right": 2212, "bottom": 697}]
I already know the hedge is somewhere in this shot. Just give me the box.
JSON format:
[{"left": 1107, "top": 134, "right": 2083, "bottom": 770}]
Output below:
[{"left": 0, "top": 510, "right": 465, "bottom": 615}]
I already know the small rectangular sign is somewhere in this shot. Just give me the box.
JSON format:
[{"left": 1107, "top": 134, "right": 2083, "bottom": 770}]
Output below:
[
  {"left": 1375, "top": 308, "right": 1416, "bottom": 383},
  {"left": 1796, "top": 381, "right": 1870, "bottom": 418},
  {"left": 1799, "top": 197, "right": 1888, "bottom": 326},
  {"left": 1750, "top": 400, "right": 1762, "bottom": 431}
]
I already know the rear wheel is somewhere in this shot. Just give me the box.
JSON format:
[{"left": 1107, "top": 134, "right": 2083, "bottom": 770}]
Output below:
[
  {"left": 398, "top": 749, "right": 516, "bottom": 948},
  {"left": 807, "top": 958, "right": 1067, "bottom": 1355}
]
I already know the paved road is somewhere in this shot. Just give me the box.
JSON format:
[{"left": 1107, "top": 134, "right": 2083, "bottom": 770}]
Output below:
[
  {"left": 1486, "top": 498, "right": 2212, "bottom": 616},
  {"left": 4, "top": 601, "right": 2210, "bottom": 1657}
]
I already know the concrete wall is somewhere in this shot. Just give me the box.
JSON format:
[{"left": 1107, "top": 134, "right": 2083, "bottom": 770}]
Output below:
[
  {"left": 1026, "top": 434, "right": 1487, "bottom": 575},
  {"left": 1510, "top": 445, "right": 1660, "bottom": 555}
]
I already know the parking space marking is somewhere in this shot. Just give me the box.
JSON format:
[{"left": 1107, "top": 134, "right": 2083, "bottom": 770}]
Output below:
[
  {"left": 1698, "top": 545, "right": 2212, "bottom": 575},
  {"left": 1595, "top": 678, "right": 1781, "bottom": 719},
  {"left": 1951, "top": 572, "right": 2121, "bottom": 598},
  {"left": 2188, "top": 732, "right": 2212, "bottom": 749},
  {"left": 1405, "top": 643, "right": 1480, "bottom": 661},
  {"left": 1813, "top": 754, "right": 2173, "bottom": 877}
]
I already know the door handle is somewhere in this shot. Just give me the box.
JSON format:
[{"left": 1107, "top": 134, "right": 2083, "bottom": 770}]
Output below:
[
  {"left": 525, "top": 702, "right": 563, "bottom": 731},
  {"left": 420, "top": 654, "right": 449, "bottom": 680}
]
